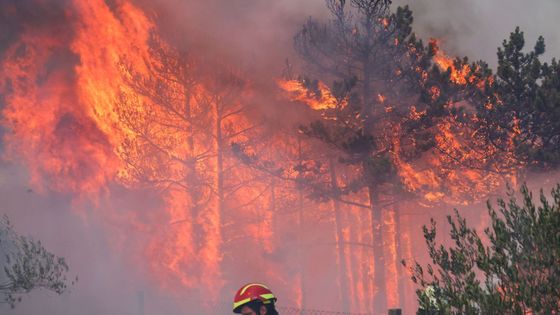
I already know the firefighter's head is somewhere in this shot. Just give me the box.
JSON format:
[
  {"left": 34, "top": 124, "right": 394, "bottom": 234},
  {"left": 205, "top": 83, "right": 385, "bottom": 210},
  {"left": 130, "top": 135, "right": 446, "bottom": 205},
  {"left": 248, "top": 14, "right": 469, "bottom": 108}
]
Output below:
[{"left": 233, "top": 283, "right": 278, "bottom": 315}]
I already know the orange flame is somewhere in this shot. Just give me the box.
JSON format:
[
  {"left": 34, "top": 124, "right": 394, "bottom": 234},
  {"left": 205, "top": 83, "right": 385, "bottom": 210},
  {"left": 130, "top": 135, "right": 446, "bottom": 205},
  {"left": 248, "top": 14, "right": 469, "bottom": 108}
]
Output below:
[
  {"left": 432, "top": 40, "right": 473, "bottom": 85},
  {"left": 0, "top": 29, "right": 116, "bottom": 195},
  {"left": 393, "top": 111, "right": 521, "bottom": 205},
  {"left": 277, "top": 79, "right": 345, "bottom": 111},
  {"left": 1, "top": 0, "right": 226, "bottom": 295},
  {"left": 383, "top": 208, "right": 399, "bottom": 308},
  {"left": 1, "top": 1, "right": 528, "bottom": 312}
]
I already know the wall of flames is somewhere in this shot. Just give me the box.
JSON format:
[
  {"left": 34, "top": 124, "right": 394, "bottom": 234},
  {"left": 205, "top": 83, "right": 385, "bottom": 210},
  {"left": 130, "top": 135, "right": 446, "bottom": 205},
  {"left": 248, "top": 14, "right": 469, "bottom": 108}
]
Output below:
[{"left": 0, "top": 0, "right": 521, "bottom": 313}]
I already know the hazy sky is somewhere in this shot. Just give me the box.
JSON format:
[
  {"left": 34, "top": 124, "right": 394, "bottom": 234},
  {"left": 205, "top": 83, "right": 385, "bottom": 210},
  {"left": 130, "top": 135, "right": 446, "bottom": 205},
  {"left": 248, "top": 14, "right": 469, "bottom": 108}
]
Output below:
[
  {"left": 149, "top": 0, "right": 560, "bottom": 77},
  {"left": 393, "top": 0, "right": 560, "bottom": 66}
]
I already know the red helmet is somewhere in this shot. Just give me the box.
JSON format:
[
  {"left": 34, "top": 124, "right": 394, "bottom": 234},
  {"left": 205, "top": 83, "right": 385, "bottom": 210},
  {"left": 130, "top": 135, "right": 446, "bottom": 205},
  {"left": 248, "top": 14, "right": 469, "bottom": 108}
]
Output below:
[{"left": 233, "top": 283, "right": 277, "bottom": 313}]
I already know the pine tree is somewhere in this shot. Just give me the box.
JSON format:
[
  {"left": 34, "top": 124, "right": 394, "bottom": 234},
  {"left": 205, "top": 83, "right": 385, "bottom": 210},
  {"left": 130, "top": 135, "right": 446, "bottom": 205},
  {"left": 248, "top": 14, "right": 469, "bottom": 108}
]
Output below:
[
  {"left": 117, "top": 33, "right": 260, "bottom": 292},
  {"left": 472, "top": 28, "right": 560, "bottom": 170},
  {"left": 288, "top": 1, "right": 443, "bottom": 312},
  {"left": 406, "top": 184, "right": 560, "bottom": 314}
]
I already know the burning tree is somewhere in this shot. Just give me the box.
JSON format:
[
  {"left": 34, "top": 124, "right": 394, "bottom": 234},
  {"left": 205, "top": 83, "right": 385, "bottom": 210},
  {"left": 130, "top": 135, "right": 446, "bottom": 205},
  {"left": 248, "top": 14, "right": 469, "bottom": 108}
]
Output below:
[
  {"left": 466, "top": 27, "right": 560, "bottom": 170},
  {"left": 2, "top": 0, "right": 559, "bottom": 313},
  {"left": 233, "top": 129, "right": 354, "bottom": 309},
  {"left": 406, "top": 184, "right": 560, "bottom": 314},
  {"left": 117, "top": 32, "right": 269, "bottom": 292},
  {"left": 277, "top": 0, "right": 550, "bottom": 312},
  {"left": 400, "top": 27, "right": 560, "bottom": 312},
  {"left": 282, "top": 0, "right": 445, "bottom": 312}
]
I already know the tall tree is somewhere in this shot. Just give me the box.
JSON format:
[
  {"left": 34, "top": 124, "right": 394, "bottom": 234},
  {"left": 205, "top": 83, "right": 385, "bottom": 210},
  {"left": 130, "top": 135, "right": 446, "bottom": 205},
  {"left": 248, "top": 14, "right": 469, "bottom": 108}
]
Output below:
[
  {"left": 233, "top": 130, "right": 356, "bottom": 310},
  {"left": 117, "top": 34, "right": 261, "bottom": 291},
  {"left": 291, "top": 1, "right": 436, "bottom": 312}
]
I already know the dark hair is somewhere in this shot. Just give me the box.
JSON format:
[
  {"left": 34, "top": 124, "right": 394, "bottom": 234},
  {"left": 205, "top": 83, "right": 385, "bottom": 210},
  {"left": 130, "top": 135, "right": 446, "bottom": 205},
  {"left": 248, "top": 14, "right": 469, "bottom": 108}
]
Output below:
[
  {"left": 243, "top": 300, "right": 279, "bottom": 315},
  {"left": 265, "top": 302, "right": 279, "bottom": 315}
]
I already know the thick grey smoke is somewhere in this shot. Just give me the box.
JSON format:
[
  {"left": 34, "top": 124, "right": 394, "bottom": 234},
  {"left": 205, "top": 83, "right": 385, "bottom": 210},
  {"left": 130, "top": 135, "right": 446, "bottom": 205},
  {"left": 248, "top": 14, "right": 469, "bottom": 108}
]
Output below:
[
  {"left": 143, "top": 0, "right": 328, "bottom": 77},
  {"left": 0, "top": 162, "right": 187, "bottom": 315},
  {"left": 149, "top": 0, "right": 560, "bottom": 72},
  {"left": 393, "top": 0, "right": 560, "bottom": 66}
]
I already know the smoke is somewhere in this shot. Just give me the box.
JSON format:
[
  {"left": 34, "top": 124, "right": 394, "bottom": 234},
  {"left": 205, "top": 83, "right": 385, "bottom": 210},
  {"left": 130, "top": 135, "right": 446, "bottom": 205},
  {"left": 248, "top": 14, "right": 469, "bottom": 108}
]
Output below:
[
  {"left": 146, "top": 0, "right": 560, "bottom": 73},
  {"left": 1, "top": 0, "right": 559, "bottom": 314},
  {"left": 0, "top": 160, "right": 200, "bottom": 314},
  {"left": 393, "top": 0, "right": 560, "bottom": 66},
  {"left": 145, "top": 0, "right": 327, "bottom": 72},
  {"left": 0, "top": 1, "right": 335, "bottom": 313}
]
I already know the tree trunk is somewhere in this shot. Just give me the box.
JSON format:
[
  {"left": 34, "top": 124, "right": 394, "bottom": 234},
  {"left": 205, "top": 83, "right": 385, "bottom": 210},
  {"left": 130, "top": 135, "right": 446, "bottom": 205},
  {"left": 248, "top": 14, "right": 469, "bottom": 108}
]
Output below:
[
  {"left": 368, "top": 185, "right": 386, "bottom": 315},
  {"left": 362, "top": 19, "right": 387, "bottom": 311},
  {"left": 297, "top": 139, "right": 306, "bottom": 314},
  {"left": 214, "top": 98, "right": 225, "bottom": 283},
  {"left": 270, "top": 178, "right": 277, "bottom": 247},
  {"left": 329, "top": 158, "right": 351, "bottom": 311},
  {"left": 360, "top": 196, "right": 373, "bottom": 313},
  {"left": 395, "top": 203, "right": 406, "bottom": 310},
  {"left": 349, "top": 206, "right": 361, "bottom": 311},
  {"left": 185, "top": 92, "right": 202, "bottom": 249}
]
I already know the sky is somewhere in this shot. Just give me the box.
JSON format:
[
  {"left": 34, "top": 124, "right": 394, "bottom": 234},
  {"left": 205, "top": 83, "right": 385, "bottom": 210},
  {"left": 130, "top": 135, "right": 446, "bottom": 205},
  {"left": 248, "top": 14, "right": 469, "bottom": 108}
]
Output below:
[
  {"left": 149, "top": 0, "right": 560, "bottom": 75},
  {"left": 393, "top": 0, "right": 560, "bottom": 66}
]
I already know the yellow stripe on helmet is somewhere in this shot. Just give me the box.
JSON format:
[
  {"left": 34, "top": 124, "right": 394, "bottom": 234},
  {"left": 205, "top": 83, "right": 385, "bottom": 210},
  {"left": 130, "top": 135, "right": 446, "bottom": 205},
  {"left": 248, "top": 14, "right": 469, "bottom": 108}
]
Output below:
[
  {"left": 260, "top": 293, "right": 276, "bottom": 303},
  {"left": 233, "top": 297, "right": 252, "bottom": 310},
  {"left": 239, "top": 283, "right": 270, "bottom": 296}
]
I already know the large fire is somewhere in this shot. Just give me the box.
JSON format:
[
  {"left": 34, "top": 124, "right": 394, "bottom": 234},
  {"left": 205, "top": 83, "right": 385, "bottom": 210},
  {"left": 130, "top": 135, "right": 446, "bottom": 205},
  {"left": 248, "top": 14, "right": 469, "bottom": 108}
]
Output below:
[
  {"left": 278, "top": 76, "right": 519, "bottom": 206},
  {"left": 0, "top": 0, "right": 527, "bottom": 314},
  {"left": 274, "top": 38, "right": 523, "bottom": 311},
  {"left": 1, "top": 0, "right": 225, "bottom": 295}
]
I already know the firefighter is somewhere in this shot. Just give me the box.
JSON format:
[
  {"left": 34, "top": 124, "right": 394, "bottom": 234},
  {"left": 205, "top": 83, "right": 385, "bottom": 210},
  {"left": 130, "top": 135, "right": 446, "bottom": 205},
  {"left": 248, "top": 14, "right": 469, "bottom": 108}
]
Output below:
[{"left": 232, "top": 283, "right": 279, "bottom": 315}]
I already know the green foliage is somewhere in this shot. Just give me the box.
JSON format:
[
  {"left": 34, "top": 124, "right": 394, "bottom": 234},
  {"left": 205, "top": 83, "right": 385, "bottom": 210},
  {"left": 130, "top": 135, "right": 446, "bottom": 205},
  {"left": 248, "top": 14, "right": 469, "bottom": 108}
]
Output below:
[
  {"left": 405, "top": 184, "right": 560, "bottom": 314},
  {"left": 0, "top": 215, "right": 72, "bottom": 308},
  {"left": 474, "top": 28, "right": 560, "bottom": 169}
]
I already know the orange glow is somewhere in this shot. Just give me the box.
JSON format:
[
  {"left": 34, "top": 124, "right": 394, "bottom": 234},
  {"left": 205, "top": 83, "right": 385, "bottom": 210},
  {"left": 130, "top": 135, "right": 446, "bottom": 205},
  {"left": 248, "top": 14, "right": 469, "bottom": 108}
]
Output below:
[
  {"left": 408, "top": 106, "right": 426, "bottom": 121},
  {"left": 512, "top": 116, "right": 522, "bottom": 135},
  {"left": 383, "top": 208, "right": 399, "bottom": 308},
  {"left": 1, "top": 1, "right": 530, "bottom": 313},
  {"left": 0, "top": 0, "right": 227, "bottom": 295},
  {"left": 431, "top": 39, "right": 494, "bottom": 90},
  {"left": 277, "top": 79, "right": 345, "bottom": 111},
  {"left": 432, "top": 41, "right": 473, "bottom": 85},
  {"left": 381, "top": 18, "right": 390, "bottom": 28},
  {"left": 393, "top": 113, "right": 521, "bottom": 205},
  {"left": 429, "top": 86, "right": 441, "bottom": 101},
  {"left": 72, "top": 0, "right": 224, "bottom": 291},
  {"left": 434, "top": 54, "right": 472, "bottom": 85},
  {"left": 378, "top": 93, "right": 387, "bottom": 103},
  {"left": 0, "top": 31, "right": 118, "bottom": 195},
  {"left": 399, "top": 211, "right": 415, "bottom": 311}
]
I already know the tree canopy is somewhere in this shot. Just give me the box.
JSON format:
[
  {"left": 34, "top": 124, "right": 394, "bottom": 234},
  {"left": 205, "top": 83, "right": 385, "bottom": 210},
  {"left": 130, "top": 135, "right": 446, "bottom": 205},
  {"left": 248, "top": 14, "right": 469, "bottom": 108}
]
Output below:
[{"left": 458, "top": 27, "right": 560, "bottom": 171}]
